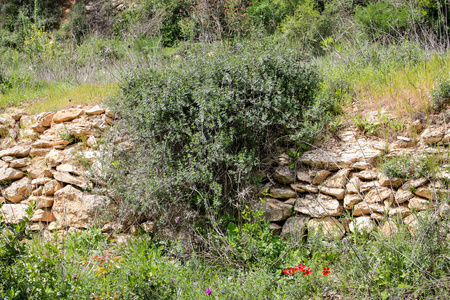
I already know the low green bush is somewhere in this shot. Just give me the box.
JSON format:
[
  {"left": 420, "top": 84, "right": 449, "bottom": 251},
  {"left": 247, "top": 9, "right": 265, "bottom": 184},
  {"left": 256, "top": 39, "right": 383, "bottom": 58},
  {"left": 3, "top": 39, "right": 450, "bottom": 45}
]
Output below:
[
  {"left": 432, "top": 76, "right": 450, "bottom": 111},
  {"left": 105, "top": 41, "right": 335, "bottom": 223}
]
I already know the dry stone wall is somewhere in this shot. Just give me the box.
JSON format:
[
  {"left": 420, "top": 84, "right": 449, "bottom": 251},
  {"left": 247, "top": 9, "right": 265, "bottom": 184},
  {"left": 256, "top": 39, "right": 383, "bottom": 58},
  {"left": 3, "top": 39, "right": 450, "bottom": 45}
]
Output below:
[
  {"left": 0, "top": 105, "right": 115, "bottom": 232},
  {"left": 261, "top": 124, "right": 450, "bottom": 240}
]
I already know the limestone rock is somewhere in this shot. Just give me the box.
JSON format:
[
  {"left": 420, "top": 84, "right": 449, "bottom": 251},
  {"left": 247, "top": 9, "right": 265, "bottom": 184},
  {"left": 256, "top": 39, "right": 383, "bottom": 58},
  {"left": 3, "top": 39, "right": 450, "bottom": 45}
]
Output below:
[
  {"left": 403, "top": 214, "right": 419, "bottom": 235},
  {"left": 370, "top": 213, "right": 384, "bottom": 221},
  {"left": 408, "top": 197, "right": 436, "bottom": 211},
  {"left": 87, "top": 136, "right": 98, "bottom": 148},
  {"left": 389, "top": 206, "right": 411, "bottom": 218},
  {"left": 349, "top": 216, "right": 375, "bottom": 233},
  {"left": 45, "top": 149, "right": 65, "bottom": 167},
  {"left": 269, "top": 187, "right": 297, "bottom": 199},
  {"left": 281, "top": 215, "right": 310, "bottom": 239},
  {"left": 402, "top": 178, "right": 428, "bottom": 191},
  {"left": 344, "top": 194, "right": 363, "bottom": 210},
  {"left": 414, "top": 186, "right": 439, "bottom": 200},
  {"left": 31, "top": 178, "right": 52, "bottom": 186},
  {"left": 32, "top": 112, "right": 55, "bottom": 132},
  {"left": 312, "top": 170, "right": 331, "bottom": 185},
  {"left": 360, "top": 181, "right": 381, "bottom": 193},
  {"left": 394, "top": 189, "right": 414, "bottom": 204},
  {"left": 346, "top": 177, "right": 361, "bottom": 194},
  {"left": 31, "top": 140, "right": 54, "bottom": 148},
  {"left": 307, "top": 217, "right": 345, "bottom": 240},
  {"left": 20, "top": 115, "right": 34, "bottom": 129},
  {"left": 290, "top": 182, "right": 318, "bottom": 193},
  {"left": 323, "top": 169, "right": 351, "bottom": 188},
  {"left": 30, "top": 148, "right": 51, "bottom": 157},
  {"left": 380, "top": 220, "right": 398, "bottom": 237},
  {"left": 86, "top": 105, "right": 105, "bottom": 115},
  {"left": 53, "top": 171, "right": 92, "bottom": 190},
  {"left": 296, "top": 170, "right": 313, "bottom": 183},
  {"left": 421, "top": 126, "right": 444, "bottom": 144},
  {"left": 42, "top": 180, "right": 62, "bottom": 196},
  {"left": 351, "top": 162, "right": 371, "bottom": 170},
  {"left": 439, "top": 202, "right": 450, "bottom": 218},
  {"left": 0, "top": 166, "right": 23, "bottom": 181},
  {"left": 319, "top": 186, "right": 345, "bottom": 200},
  {"left": 353, "top": 202, "right": 387, "bottom": 216},
  {"left": 3, "top": 177, "right": 31, "bottom": 202},
  {"left": 28, "top": 195, "right": 54, "bottom": 208},
  {"left": 284, "top": 198, "right": 296, "bottom": 205},
  {"left": 9, "top": 157, "right": 31, "bottom": 168},
  {"left": 31, "top": 209, "right": 55, "bottom": 222},
  {"left": 364, "top": 187, "right": 394, "bottom": 204},
  {"left": 269, "top": 223, "right": 283, "bottom": 235},
  {"left": 56, "top": 164, "right": 83, "bottom": 176},
  {"left": 0, "top": 145, "right": 31, "bottom": 158},
  {"left": 378, "top": 173, "right": 404, "bottom": 188},
  {"left": 53, "top": 185, "right": 111, "bottom": 228},
  {"left": 294, "top": 194, "right": 343, "bottom": 218},
  {"left": 262, "top": 198, "right": 293, "bottom": 222},
  {"left": 0, "top": 204, "right": 29, "bottom": 223},
  {"left": 273, "top": 166, "right": 295, "bottom": 184},
  {"left": 52, "top": 108, "right": 84, "bottom": 123},
  {"left": 141, "top": 221, "right": 156, "bottom": 233},
  {"left": 357, "top": 170, "right": 377, "bottom": 181}
]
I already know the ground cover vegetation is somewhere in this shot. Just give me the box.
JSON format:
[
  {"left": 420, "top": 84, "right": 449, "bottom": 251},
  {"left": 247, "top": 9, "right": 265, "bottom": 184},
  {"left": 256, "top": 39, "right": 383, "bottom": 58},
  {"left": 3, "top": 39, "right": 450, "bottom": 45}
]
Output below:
[{"left": 3, "top": 0, "right": 450, "bottom": 298}]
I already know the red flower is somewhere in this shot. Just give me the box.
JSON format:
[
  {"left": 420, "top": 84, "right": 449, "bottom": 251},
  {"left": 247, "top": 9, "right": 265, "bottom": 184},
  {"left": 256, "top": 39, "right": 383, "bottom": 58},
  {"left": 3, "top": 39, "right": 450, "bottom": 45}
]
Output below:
[
  {"left": 303, "top": 268, "right": 313, "bottom": 276},
  {"left": 284, "top": 268, "right": 294, "bottom": 275},
  {"left": 298, "top": 264, "right": 306, "bottom": 271},
  {"left": 323, "top": 267, "right": 331, "bottom": 276}
]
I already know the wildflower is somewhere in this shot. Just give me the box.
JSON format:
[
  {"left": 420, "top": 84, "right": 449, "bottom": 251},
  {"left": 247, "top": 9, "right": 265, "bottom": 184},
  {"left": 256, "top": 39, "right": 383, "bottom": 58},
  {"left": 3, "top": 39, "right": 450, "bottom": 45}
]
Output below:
[
  {"left": 175, "top": 217, "right": 180, "bottom": 224},
  {"left": 205, "top": 288, "right": 212, "bottom": 296},
  {"left": 303, "top": 268, "right": 313, "bottom": 276},
  {"left": 298, "top": 264, "right": 306, "bottom": 271},
  {"left": 170, "top": 278, "right": 175, "bottom": 283},
  {"left": 72, "top": 273, "right": 77, "bottom": 280},
  {"left": 323, "top": 267, "right": 331, "bottom": 276}
]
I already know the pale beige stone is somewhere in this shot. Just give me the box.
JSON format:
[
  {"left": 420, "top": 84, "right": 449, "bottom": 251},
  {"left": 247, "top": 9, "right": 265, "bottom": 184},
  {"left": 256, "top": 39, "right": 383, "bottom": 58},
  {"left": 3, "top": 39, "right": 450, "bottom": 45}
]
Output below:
[
  {"left": 262, "top": 197, "right": 293, "bottom": 222},
  {"left": 53, "top": 185, "right": 111, "bottom": 228},
  {"left": 380, "top": 220, "right": 398, "bottom": 237},
  {"left": 402, "top": 178, "right": 428, "bottom": 191},
  {"left": 0, "top": 166, "right": 23, "bottom": 181},
  {"left": 0, "top": 145, "right": 31, "bottom": 158},
  {"left": 31, "top": 178, "right": 52, "bottom": 186},
  {"left": 86, "top": 105, "right": 105, "bottom": 115},
  {"left": 319, "top": 186, "right": 345, "bottom": 200},
  {"left": 269, "top": 187, "right": 297, "bottom": 199},
  {"left": 0, "top": 203, "right": 28, "bottom": 224},
  {"left": 349, "top": 216, "right": 375, "bottom": 233},
  {"left": 307, "top": 217, "right": 345, "bottom": 240},
  {"left": 87, "top": 136, "right": 98, "bottom": 148},
  {"left": 3, "top": 177, "right": 31, "bottom": 202},
  {"left": 344, "top": 194, "right": 363, "bottom": 209},
  {"left": 45, "top": 149, "right": 65, "bottom": 167},
  {"left": 31, "top": 209, "right": 55, "bottom": 222},
  {"left": 273, "top": 166, "right": 295, "bottom": 184},
  {"left": 364, "top": 187, "right": 394, "bottom": 204},
  {"left": 53, "top": 171, "right": 92, "bottom": 190},
  {"left": 31, "top": 140, "right": 54, "bottom": 148},
  {"left": 346, "top": 177, "right": 361, "bottom": 194},
  {"left": 52, "top": 108, "right": 84, "bottom": 123},
  {"left": 296, "top": 170, "right": 313, "bottom": 183},
  {"left": 28, "top": 195, "right": 54, "bottom": 208},
  {"left": 379, "top": 173, "right": 404, "bottom": 188},
  {"left": 285, "top": 198, "right": 296, "bottom": 205},
  {"left": 141, "top": 221, "right": 156, "bottom": 233},
  {"left": 20, "top": 115, "right": 34, "bottom": 129},
  {"left": 281, "top": 215, "right": 310, "bottom": 239},
  {"left": 312, "top": 170, "right": 331, "bottom": 185},
  {"left": 421, "top": 127, "right": 444, "bottom": 144},
  {"left": 403, "top": 214, "right": 419, "bottom": 235},
  {"left": 394, "top": 189, "right": 414, "bottom": 204},
  {"left": 353, "top": 202, "right": 387, "bottom": 216},
  {"left": 360, "top": 181, "right": 381, "bottom": 193},
  {"left": 324, "top": 169, "right": 351, "bottom": 188},
  {"left": 370, "top": 213, "right": 384, "bottom": 221},
  {"left": 32, "top": 112, "right": 55, "bottom": 132},
  {"left": 357, "top": 170, "right": 377, "bottom": 180},
  {"left": 351, "top": 162, "right": 371, "bottom": 170},
  {"left": 56, "top": 164, "right": 83, "bottom": 176},
  {"left": 408, "top": 197, "right": 436, "bottom": 211},
  {"left": 30, "top": 148, "right": 51, "bottom": 157},
  {"left": 9, "top": 157, "right": 31, "bottom": 168},
  {"left": 290, "top": 182, "right": 318, "bottom": 193},
  {"left": 414, "top": 186, "right": 439, "bottom": 200},
  {"left": 42, "top": 180, "right": 62, "bottom": 196},
  {"left": 389, "top": 206, "right": 411, "bottom": 219},
  {"left": 294, "top": 194, "right": 342, "bottom": 218},
  {"left": 269, "top": 223, "right": 282, "bottom": 235},
  {"left": 31, "top": 186, "right": 43, "bottom": 196}
]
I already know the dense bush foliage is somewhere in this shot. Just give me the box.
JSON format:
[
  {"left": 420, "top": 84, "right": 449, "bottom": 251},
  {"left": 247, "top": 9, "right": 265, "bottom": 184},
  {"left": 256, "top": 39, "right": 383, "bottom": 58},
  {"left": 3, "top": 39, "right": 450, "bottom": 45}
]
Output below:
[{"left": 105, "top": 42, "right": 334, "bottom": 221}]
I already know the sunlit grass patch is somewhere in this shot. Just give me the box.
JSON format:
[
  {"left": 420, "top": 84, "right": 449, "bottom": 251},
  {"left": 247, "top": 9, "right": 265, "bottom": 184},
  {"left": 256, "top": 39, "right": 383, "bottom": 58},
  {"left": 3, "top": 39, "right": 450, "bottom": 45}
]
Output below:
[{"left": 0, "top": 82, "right": 119, "bottom": 114}]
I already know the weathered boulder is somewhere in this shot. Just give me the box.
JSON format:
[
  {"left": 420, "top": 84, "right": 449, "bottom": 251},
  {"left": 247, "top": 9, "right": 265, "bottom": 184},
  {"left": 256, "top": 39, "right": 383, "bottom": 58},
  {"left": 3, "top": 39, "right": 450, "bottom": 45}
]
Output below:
[
  {"left": 357, "top": 170, "right": 377, "bottom": 181},
  {"left": 28, "top": 195, "right": 54, "bottom": 208},
  {"left": 402, "top": 178, "right": 428, "bottom": 191},
  {"left": 296, "top": 170, "right": 313, "bottom": 183},
  {"left": 312, "top": 170, "right": 331, "bottom": 185},
  {"left": 408, "top": 197, "right": 436, "bottom": 211},
  {"left": 56, "top": 164, "right": 84, "bottom": 176},
  {"left": 360, "top": 181, "right": 381, "bottom": 193},
  {"left": 307, "top": 217, "right": 345, "bottom": 240},
  {"left": 414, "top": 186, "right": 439, "bottom": 200},
  {"left": 30, "top": 148, "right": 51, "bottom": 157},
  {"left": 353, "top": 202, "right": 387, "bottom": 216},
  {"left": 344, "top": 194, "right": 363, "bottom": 210},
  {"left": 52, "top": 108, "right": 84, "bottom": 123},
  {"left": 269, "top": 187, "right": 297, "bottom": 199},
  {"left": 379, "top": 173, "right": 403, "bottom": 188},
  {"left": 53, "top": 171, "right": 92, "bottom": 190},
  {"left": 364, "top": 187, "right": 394, "bottom": 204},
  {"left": 389, "top": 206, "right": 411, "bottom": 218},
  {"left": 31, "top": 209, "right": 55, "bottom": 222},
  {"left": 45, "top": 149, "right": 65, "bottom": 167},
  {"left": 294, "top": 194, "right": 342, "bottom": 218},
  {"left": 349, "top": 216, "right": 375, "bottom": 233},
  {"left": 53, "top": 185, "right": 111, "bottom": 228},
  {"left": 421, "top": 126, "right": 444, "bottom": 144},
  {"left": 9, "top": 157, "right": 31, "bottom": 168},
  {"left": 0, "top": 166, "right": 23, "bottom": 181},
  {"left": 318, "top": 186, "right": 345, "bottom": 200},
  {"left": 3, "top": 177, "right": 31, "bottom": 202},
  {"left": 86, "top": 105, "right": 105, "bottom": 115},
  {"left": 290, "top": 182, "right": 318, "bottom": 193},
  {"left": 31, "top": 112, "right": 55, "bottom": 132},
  {"left": 281, "top": 215, "right": 310, "bottom": 240},
  {"left": 394, "top": 189, "right": 414, "bottom": 204},
  {"left": 0, "top": 203, "right": 28, "bottom": 224},
  {"left": 261, "top": 198, "right": 293, "bottom": 222},
  {"left": 42, "top": 180, "right": 62, "bottom": 196},
  {"left": 273, "top": 166, "right": 295, "bottom": 184},
  {"left": 0, "top": 145, "right": 31, "bottom": 158},
  {"left": 346, "top": 177, "right": 361, "bottom": 194},
  {"left": 324, "top": 169, "right": 351, "bottom": 188}
]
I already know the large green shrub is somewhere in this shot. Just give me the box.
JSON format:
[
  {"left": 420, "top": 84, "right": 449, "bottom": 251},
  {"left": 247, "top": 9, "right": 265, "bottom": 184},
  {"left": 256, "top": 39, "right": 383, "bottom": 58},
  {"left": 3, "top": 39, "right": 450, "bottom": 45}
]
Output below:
[{"left": 105, "top": 42, "right": 331, "bottom": 221}]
